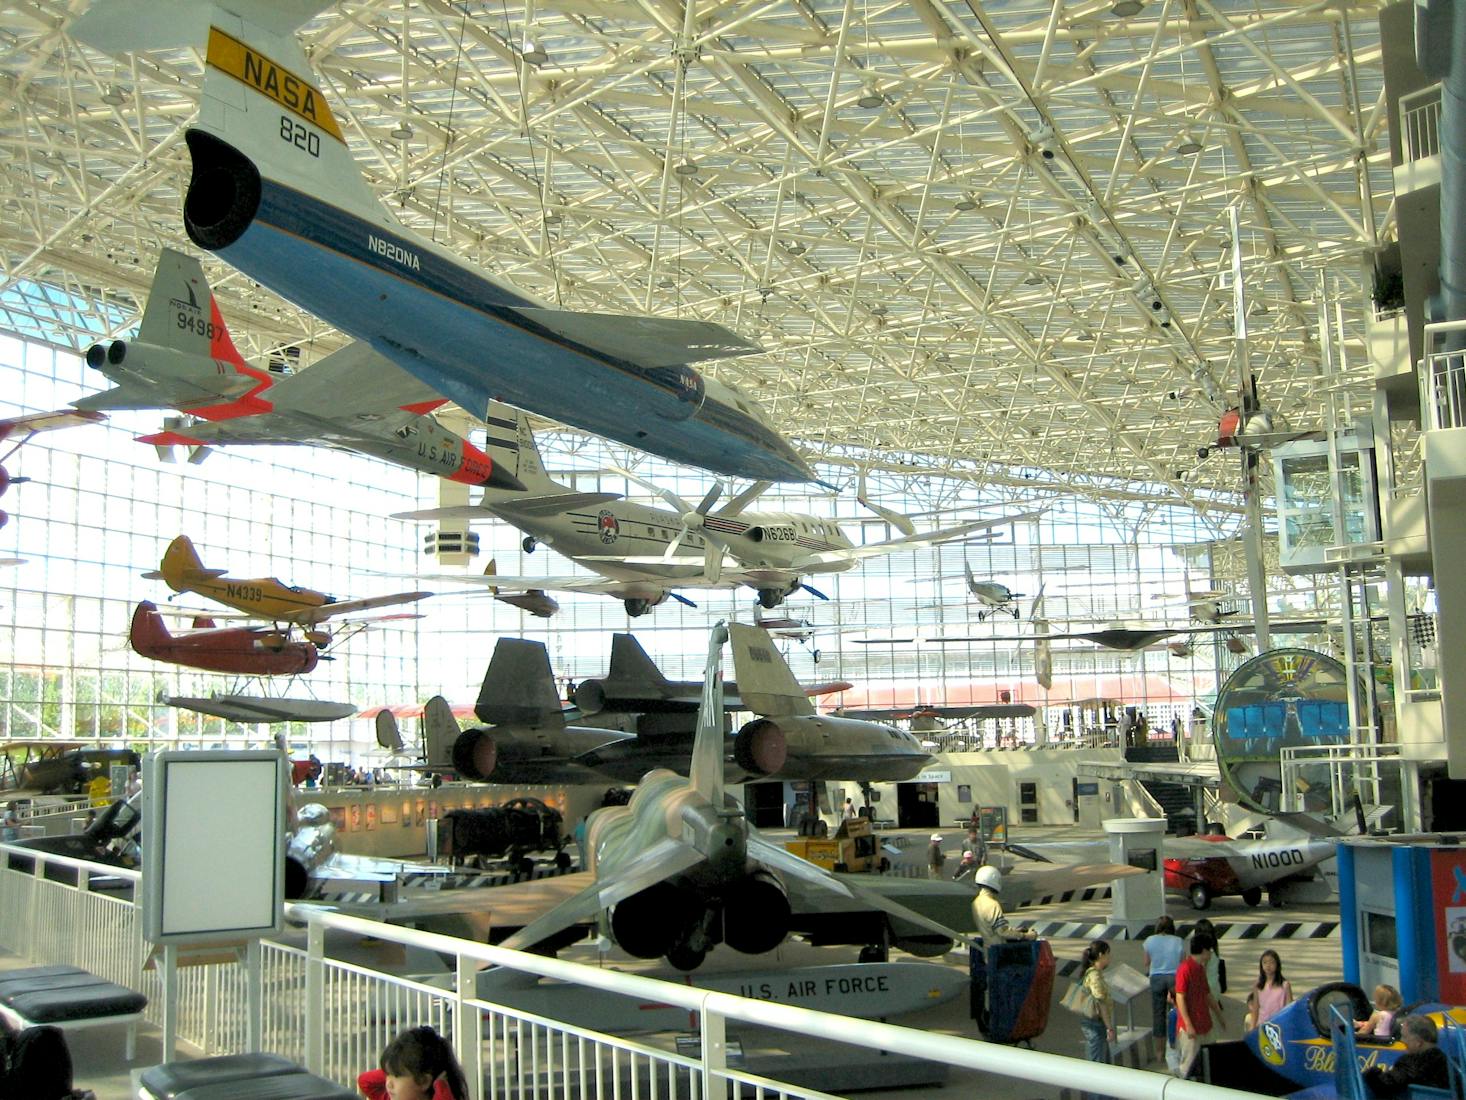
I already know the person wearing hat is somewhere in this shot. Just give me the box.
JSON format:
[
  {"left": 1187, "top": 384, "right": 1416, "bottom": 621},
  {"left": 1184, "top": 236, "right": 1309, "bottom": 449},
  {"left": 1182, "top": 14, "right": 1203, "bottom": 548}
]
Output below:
[
  {"left": 971, "top": 865, "right": 1036, "bottom": 946},
  {"left": 927, "top": 834, "right": 946, "bottom": 879}
]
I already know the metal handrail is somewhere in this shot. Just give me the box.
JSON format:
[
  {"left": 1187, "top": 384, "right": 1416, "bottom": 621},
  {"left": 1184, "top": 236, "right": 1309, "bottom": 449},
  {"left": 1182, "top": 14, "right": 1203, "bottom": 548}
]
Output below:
[
  {"left": 1399, "top": 84, "right": 1443, "bottom": 163},
  {"left": 0, "top": 840, "right": 1267, "bottom": 1100}
]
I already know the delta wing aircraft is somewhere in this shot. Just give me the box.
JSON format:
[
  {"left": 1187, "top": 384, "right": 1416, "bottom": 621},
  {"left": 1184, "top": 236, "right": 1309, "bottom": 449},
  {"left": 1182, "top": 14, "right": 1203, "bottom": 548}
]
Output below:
[
  {"left": 400, "top": 406, "right": 1030, "bottom": 615},
  {"left": 71, "top": 1, "right": 815, "bottom": 486},
  {"left": 499, "top": 622, "right": 968, "bottom": 970},
  {"left": 75, "top": 248, "right": 522, "bottom": 491},
  {"left": 144, "top": 534, "right": 428, "bottom": 644}
]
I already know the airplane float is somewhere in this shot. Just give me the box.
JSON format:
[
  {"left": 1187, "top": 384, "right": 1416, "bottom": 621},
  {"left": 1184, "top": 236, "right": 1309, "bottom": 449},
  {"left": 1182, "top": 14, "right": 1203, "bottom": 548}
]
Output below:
[
  {"left": 143, "top": 534, "right": 429, "bottom": 645},
  {"left": 401, "top": 405, "right": 1032, "bottom": 615},
  {"left": 71, "top": 1, "right": 816, "bottom": 487},
  {"left": 76, "top": 249, "right": 523, "bottom": 491},
  {"left": 128, "top": 600, "right": 320, "bottom": 675},
  {"left": 498, "top": 621, "right": 968, "bottom": 970}
]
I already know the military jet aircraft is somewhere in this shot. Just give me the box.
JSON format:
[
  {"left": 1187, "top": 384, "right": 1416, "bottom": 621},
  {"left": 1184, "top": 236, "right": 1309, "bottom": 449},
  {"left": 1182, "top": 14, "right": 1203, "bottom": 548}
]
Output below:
[
  {"left": 76, "top": 249, "right": 523, "bottom": 491},
  {"left": 143, "top": 535, "right": 428, "bottom": 645},
  {"left": 498, "top": 622, "right": 967, "bottom": 969},
  {"left": 72, "top": 1, "right": 815, "bottom": 486},
  {"left": 387, "top": 626, "right": 925, "bottom": 786},
  {"left": 400, "top": 405, "right": 1032, "bottom": 615}
]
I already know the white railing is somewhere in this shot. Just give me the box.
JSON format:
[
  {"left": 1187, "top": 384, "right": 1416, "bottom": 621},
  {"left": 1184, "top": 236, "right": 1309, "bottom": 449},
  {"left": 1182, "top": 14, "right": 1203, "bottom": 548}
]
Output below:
[
  {"left": 1400, "top": 84, "right": 1443, "bottom": 163},
  {"left": 0, "top": 842, "right": 1268, "bottom": 1100},
  {"left": 1422, "top": 319, "right": 1466, "bottom": 431}
]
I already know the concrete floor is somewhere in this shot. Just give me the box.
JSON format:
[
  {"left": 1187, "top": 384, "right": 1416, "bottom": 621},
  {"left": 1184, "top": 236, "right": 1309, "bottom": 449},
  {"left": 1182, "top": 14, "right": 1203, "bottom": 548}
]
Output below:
[{"left": 12, "top": 826, "right": 1346, "bottom": 1099}]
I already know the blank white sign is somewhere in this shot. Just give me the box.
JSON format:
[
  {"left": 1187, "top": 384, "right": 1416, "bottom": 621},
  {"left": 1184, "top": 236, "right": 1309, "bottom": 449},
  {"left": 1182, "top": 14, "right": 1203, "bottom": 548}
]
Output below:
[{"left": 143, "top": 751, "right": 284, "bottom": 944}]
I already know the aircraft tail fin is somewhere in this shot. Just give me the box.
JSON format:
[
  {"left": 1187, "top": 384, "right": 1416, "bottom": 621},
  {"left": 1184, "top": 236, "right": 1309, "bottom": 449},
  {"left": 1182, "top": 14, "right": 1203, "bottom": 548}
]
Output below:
[
  {"left": 150, "top": 535, "right": 224, "bottom": 590},
  {"left": 420, "top": 697, "right": 459, "bottom": 768},
  {"left": 728, "top": 623, "right": 815, "bottom": 718},
  {"left": 689, "top": 622, "right": 731, "bottom": 802},
  {"left": 137, "top": 248, "right": 250, "bottom": 366},
  {"left": 479, "top": 403, "right": 564, "bottom": 497},
  {"left": 127, "top": 601, "right": 171, "bottom": 656},
  {"left": 606, "top": 634, "right": 672, "bottom": 691},
  {"left": 474, "top": 638, "right": 566, "bottom": 728},
  {"left": 375, "top": 710, "right": 406, "bottom": 755}
]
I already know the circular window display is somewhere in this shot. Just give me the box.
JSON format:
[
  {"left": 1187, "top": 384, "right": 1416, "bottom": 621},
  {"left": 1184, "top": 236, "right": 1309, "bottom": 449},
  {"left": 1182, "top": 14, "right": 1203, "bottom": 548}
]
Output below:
[{"left": 1212, "top": 647, "right": 1354, "bottom": 814}]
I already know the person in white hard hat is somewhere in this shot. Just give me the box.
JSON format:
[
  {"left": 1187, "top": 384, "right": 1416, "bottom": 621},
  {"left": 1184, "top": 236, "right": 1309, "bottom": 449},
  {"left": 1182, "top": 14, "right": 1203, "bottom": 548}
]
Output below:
[{"left": 971, "top": 865, "right": 1035, "bottom": 945}]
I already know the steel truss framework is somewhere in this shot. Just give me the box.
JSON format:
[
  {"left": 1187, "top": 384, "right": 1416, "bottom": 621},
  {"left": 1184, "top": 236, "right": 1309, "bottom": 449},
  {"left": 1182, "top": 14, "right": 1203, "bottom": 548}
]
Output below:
[{"left": 0, "top": 0, "right": 1391, "bottom": 515}]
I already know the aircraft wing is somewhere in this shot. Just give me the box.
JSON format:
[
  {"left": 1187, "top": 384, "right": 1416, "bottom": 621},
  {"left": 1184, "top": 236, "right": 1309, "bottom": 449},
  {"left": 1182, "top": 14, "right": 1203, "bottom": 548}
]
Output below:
[
  {"left": 416, "top": 571, "right": 687, "bottom": 599},
  {"left": 506, "top": 308, "right": 761, "bottom": 368},
  {"left": 0, "top": 408, "right": 106, "bottom": 450},
  {"left": 297, "top": 591, "right": 432, "bottom": 624},
  {"left": 499, "top": 836, "right": 703, "bottom": 952},
  {"left": 793, "top": 511, "right": 1047, "bottom": 571},
  {"left": 394, "top": 491, "right": 623, "bottom": 522}
]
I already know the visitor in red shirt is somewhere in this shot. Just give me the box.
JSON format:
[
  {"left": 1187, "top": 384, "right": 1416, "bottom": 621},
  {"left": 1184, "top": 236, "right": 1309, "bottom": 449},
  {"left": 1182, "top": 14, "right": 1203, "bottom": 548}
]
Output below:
[{"left": 1174, "top": 932, "right": 1224, "bottom": 1080}]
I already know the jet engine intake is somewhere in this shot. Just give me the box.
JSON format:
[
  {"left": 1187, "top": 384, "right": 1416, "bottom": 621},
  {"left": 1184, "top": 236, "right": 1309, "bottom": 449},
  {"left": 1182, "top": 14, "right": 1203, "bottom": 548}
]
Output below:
[
  {"left": 720, "top": 871, "right": 790, "bottom": 955},
  {"left": 733, "top": 719, "right": 789, "bottom": 777},
  {"left": 451, "top": 727, "right": 499, "bottom": 781},
  {"left": 183, "top": 132, "right": 263, "bottom": 252}
]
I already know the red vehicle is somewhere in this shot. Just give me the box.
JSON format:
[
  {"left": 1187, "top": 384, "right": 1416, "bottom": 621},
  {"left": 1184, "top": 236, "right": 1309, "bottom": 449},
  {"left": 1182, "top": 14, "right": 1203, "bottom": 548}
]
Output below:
[{"left": 129, "top": 600, "right": 319, "bottom": 676}]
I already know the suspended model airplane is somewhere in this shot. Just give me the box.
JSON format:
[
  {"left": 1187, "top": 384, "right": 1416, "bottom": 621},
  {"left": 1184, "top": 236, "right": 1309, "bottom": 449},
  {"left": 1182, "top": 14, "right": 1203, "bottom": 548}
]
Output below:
[
  {"left": 963, "top": 562, "right": 1041, "bottom": 621},
  {"left": 74, "top": 248, "right": 524, "bottom": 491},
  {"left": 498, "top": 623, "right": 965, "bottom": 970},
  {"left": 128, "top": 599, "right": 320, "bottom": 675},
  {"left": 403, "top": 627, "right": 928, "bottom": 787},
  {"left": 71, "top": 1, "right": 815, "bottom": 486},
  {"left": 143, "top": 534, "right": 429, "bottom": 644},
  {"left": 401, "top": 406, "right": 1030, "bottom": 615}
]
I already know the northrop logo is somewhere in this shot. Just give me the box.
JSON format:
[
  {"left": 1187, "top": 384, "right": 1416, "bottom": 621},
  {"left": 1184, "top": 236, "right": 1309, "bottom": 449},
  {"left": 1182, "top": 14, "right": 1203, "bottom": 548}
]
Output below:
[{"left": 369, "top": 235, "right": 421, "bottom": 272}]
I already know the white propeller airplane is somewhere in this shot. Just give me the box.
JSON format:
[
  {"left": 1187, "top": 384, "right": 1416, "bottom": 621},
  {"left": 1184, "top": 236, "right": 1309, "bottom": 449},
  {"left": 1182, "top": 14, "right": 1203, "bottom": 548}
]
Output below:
[
  {"left": 399, "top": 406, "right": 1036, "bottom": 616},
  {"left": 72, "top": 0, "right": 816, "bottom": 486}
]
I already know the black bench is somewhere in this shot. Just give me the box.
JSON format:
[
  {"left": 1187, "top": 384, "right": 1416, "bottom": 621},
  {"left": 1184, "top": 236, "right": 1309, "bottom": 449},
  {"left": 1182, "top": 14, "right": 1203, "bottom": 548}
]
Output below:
[
  {"left": 0, "top": 964, "right": 147, "bottom": 1061},
  {"left": 137, "top": 1052, "right": 358, "bottom": 1099}
]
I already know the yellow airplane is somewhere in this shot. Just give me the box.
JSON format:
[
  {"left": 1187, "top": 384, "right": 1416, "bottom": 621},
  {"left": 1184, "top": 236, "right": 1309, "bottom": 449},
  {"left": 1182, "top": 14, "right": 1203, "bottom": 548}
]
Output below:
[{"left": 144, "top": 535, "right": 429, "bottom": 644}]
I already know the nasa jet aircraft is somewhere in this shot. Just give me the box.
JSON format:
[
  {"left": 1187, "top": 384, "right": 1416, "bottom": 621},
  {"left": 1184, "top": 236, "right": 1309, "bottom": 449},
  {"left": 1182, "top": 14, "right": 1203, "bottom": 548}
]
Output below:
[
  {"left": 499, "top": 622, "right": 967, "bottom": 969},
  {"left": 71, "top": 1, "right": 814, "bottom": 486},
  {"left": 75, "top": 248, "right": 521, "bottom": 491},
  {"left": 401, "top": 406, "right": 1028, "bottom": 614}
]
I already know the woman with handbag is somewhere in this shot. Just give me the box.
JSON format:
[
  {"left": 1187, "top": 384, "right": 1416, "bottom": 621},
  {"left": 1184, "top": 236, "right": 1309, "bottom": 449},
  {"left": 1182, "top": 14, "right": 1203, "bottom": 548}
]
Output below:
[{"left": 1078, "top": 940, "right": 1116, "bottom": 1069}]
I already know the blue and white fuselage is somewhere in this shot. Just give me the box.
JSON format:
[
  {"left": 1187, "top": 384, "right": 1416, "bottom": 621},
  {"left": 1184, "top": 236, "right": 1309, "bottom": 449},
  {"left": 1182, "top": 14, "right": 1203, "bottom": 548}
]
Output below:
[{"left": 71, "top": 0, "right": 815, "bottom": 484}]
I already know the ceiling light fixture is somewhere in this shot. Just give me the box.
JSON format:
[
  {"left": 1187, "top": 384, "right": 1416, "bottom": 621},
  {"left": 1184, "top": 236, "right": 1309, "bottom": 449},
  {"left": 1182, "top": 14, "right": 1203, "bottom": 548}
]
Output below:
[
  {"left": 1024, "top": 274, "right": 1044, "bottom": 285},
  {"left": 521, "top": 36, "right": 548, "bottom": 66},
  {"left": 391, "top": 122, "right": 414, "bottom": 140},
  {"left": 871, "top": 304, "right": 888, "bottom": 317},
  {"left": 786, "top": 241, "right": 807, "bottom": 255},
  {"left": 954, "top": 194, "right": 980, "bottom": 211},
  {"left": 100, "top": 84, "right": 127, "bottom": 106},
  {"left": 857, "top": 82, "right": 884, "bottom": 110},
  {"left": 542, "top": 211, "right": 562, "bottom": 225},
  {"left": 674, "top": 159, "right": 700, "bottom": 177},
  {"left": 1177, "top": 132, "right": 1203, "bottom": 156},
  {"left": 1111, "top": 0, "right": 1144, "bottom": 16}
]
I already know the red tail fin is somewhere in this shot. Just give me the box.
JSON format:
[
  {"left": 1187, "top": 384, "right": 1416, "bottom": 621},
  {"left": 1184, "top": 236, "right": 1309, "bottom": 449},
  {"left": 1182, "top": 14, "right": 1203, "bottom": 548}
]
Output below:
[{"left": 129, "top": 600, "right": 172, "bottom": 656}]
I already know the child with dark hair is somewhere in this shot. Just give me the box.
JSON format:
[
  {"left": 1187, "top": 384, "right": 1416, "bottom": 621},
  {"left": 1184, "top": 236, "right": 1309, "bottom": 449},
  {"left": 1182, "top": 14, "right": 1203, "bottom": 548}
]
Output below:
[{"left": 357, "top": 1025, "right": 467, "bottom": 1100}]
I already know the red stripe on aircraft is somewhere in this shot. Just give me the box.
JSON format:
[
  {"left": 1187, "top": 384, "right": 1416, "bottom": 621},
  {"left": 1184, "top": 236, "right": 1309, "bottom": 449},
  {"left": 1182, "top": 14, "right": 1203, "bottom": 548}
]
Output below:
[
  {"left": 448, "top": 439, "right": 494, "bottom": 485},
  {"left": 138, "top": 430, "right": 206, "bottom": 446},
  {"left": 177, "top": 291, "right": 277, "bottom": 420},
  {"left": 400, "top": 398, "right": 448, "bottom": 415}
]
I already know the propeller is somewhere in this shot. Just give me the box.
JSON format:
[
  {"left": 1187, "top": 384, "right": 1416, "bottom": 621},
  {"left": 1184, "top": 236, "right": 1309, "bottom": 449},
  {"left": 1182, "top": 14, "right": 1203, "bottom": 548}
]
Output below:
[{"left": 609, "top": 468, "right": 734, "bottom": 583}]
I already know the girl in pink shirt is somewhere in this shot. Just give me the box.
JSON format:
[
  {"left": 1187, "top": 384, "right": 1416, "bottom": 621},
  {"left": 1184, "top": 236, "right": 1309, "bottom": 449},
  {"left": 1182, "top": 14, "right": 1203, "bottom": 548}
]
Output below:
[{"left": 1250, "top": 949, "right": 1293, "bottom": 1028}]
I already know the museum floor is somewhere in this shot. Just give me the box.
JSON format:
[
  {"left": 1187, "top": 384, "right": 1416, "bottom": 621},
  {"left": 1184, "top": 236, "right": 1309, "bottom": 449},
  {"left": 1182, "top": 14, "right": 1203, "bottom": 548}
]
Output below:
[{"left": 11, "top": 825, "right": 1346, "bottom": 1099}]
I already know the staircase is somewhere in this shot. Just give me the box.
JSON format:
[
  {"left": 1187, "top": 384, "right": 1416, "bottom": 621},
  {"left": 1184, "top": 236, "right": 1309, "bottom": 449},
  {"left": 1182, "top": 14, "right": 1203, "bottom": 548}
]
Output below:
[{"left": 1125, "top": 744, "right": 1196, "bottom": 835}]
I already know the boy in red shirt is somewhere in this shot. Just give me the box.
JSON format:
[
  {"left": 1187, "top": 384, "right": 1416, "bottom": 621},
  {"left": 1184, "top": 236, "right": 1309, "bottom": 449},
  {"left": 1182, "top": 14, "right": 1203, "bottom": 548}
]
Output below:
[{"left": 1174, "top": 932, "right": 1224, "bottom": 1079}]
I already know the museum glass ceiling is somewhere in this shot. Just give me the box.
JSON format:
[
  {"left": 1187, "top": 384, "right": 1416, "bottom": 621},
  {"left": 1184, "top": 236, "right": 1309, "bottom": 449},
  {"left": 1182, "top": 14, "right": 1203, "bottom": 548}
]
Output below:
[{"left": 0, "top": 0, "right": 1392, "bottom": 511}]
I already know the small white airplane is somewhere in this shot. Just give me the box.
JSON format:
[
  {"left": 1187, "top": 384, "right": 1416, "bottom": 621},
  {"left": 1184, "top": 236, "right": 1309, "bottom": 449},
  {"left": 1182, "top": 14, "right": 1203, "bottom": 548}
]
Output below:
[
  {"left": 963, "top": 562, "right": 1041, "bottom": 621},
  {"left": 399, "top": 406, "right": 1036, "bottom": 616}
]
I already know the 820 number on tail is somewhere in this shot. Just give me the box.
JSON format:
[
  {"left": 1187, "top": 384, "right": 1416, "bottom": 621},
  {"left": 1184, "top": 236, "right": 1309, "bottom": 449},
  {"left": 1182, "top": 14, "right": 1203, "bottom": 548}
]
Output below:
[{"left": 280, "top": 115, "right": 320, "bottom": 158}]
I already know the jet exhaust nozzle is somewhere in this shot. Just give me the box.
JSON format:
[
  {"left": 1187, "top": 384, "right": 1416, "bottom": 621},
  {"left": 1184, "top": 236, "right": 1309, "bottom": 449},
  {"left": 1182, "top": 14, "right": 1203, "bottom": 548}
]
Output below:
[
  {"left": 451, "top": 727, "right": 499, "bottom": 781},
  {"left": 610, "top": 881, "right": 701, "bottom": 960},
  {"left": 733, "top": 718, "right": 789, "bottom": 776},
  {"left": 573, "top": 680, "right": 609, "bottom": 715},
  {"left": 183, "top": 131, "right": 263, "bottom": 252},
  {"left": 721, "top": 871, "right": 790, "bottom": 955}
]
